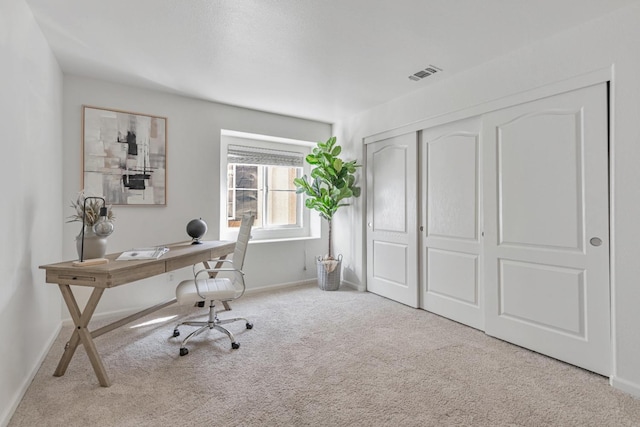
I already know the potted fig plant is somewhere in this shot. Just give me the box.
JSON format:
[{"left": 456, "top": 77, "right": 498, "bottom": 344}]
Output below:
[{"left": 293, "top": 136, "right": 361, "bottom": 290}]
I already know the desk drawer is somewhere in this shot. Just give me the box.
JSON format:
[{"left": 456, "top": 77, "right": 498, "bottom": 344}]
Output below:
[{"left": 49, "top": 273, "right": 97, "bottom": 287}]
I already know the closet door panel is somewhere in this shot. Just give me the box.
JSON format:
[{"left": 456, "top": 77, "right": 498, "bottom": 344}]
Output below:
[
  {"left": 366, "top": 133, "right": 418, "bottom": 307},
  {"left": 483, "top": 83, "right": 610, "bottom": 375},
  {"left": 422, "top": 117, "right": 483, "bottom": 329}
]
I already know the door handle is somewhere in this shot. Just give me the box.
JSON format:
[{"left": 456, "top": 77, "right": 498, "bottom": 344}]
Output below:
[{"left": 589, "top": 237, "right": 602, "bottom": 247}]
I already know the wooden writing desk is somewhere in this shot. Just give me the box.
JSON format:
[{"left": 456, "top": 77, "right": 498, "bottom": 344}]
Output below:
[{"left": 39, "top": 240, "right": 235, "bottom": 387}]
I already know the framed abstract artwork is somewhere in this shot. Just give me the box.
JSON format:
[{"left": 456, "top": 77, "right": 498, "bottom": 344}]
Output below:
[{"left": 82, "top": 105, "right": 167, "bottom": 205}]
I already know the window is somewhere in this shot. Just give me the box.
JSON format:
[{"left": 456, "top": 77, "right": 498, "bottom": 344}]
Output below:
[
  {"left": 221, "top": 131, "right": 319, "bottom": 241},
  {"left": 226, "top": 146, "right": 302, "bottom": 229}
]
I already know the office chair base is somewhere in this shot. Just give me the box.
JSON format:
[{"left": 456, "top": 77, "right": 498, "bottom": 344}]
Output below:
[{"left": 172, "top": 303, "right": 252, "bottom": 355}]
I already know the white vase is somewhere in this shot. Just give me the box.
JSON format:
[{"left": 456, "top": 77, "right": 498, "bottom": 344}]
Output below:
[{"left": 76, "top": 227, "right": 108, "bottom": 260}]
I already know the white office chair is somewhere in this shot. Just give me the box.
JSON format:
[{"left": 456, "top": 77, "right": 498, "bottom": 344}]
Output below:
[{"left": 172, "top": 214, "right": 254, "bottom": 356}]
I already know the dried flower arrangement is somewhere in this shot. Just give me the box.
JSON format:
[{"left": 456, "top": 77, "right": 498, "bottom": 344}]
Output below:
[{"left": 67, "top": 191, "right": 115, "bottom": 227}]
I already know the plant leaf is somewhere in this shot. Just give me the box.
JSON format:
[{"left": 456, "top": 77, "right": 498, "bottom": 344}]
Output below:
[{"left": 333, "top": 158, "right": 343, "bottom": 172}]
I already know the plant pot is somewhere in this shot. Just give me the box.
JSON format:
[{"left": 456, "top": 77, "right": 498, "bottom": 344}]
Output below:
[
  {"left": 76, "top": 227, "right": 108, "bottom": 260},
  {"left": 316, "top": 254, "right": 342, "bottom": 291}
]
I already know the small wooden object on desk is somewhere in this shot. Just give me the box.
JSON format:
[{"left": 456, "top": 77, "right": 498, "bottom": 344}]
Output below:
[{"left": 72, "top": 258, "right": 109, "bottom": 267}]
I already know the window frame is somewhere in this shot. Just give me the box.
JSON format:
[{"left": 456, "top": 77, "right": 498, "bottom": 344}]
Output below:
[{"left": 220, "top": 130, "right": 319, "bottom": 242}]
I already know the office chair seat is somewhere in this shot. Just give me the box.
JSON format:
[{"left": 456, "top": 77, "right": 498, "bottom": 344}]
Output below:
[{"left": 176, "top": 277, "right": 236, "bottom": 303}]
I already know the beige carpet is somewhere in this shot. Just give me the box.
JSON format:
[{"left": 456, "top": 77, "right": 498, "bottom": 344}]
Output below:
[{"left": 9, "top": 284, "right": 640, "bottom": 426}]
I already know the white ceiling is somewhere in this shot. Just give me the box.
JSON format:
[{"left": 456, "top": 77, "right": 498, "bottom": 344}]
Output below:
[{"left": 25, "top": 0, "right": 637, "bottom": 123}]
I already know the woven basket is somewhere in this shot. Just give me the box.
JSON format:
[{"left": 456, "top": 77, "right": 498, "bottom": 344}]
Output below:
[{"left": 316, "top": 254, "right": 342, "bottom": 291}]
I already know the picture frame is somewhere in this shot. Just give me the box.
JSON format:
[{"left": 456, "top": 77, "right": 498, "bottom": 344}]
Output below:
[{"left": 82, "top": 105, "right": 167, "bottom": 205}]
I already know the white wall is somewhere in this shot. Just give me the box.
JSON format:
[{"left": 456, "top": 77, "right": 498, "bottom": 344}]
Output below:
[
  {"left": 62, "top": 76, "right": 331, "bottom": 316},
  {"left": 334, "top": 2, "right": 640, "bottom": 396},
  {"left": 0, "top": 0, "right": 64, "bottom": 425}
]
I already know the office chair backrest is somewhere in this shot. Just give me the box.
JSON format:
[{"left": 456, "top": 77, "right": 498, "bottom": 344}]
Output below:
[{"left": 232, "top": 214, "right": 254, "bottom": 269}]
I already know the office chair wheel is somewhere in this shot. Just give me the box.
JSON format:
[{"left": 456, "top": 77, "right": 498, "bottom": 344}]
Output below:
[
  {"left": 246, "top": 322, "right": 253, "bottom": 329},
  {"left": 231, "top": 342, "right": 240, "bottom": 349},
  {"left": 179, "top": 347, "right": 189, "bottom": 356},
  {"left": 172, "top": 329, "right": 180, "bottom": 337}
]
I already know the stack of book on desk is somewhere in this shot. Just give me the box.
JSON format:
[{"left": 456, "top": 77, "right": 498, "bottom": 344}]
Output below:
[{"left": 116, "top": 247, "right": 170, "bottom": 261}]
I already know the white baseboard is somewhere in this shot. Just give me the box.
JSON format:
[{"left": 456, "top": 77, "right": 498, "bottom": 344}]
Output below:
[
  {"left": 341, "top": 279, "right": 366, "bottom": 292},
  {"left": 248, "top": 279, "right": 367, "bottom": 294},
  {"left": 245, "top": 279, "right": 316, "bottom": 295},
  {"left": 1, "top": 322, "right": 62, "bottom": 427},
  {"left": 610, "top": 375, "right": 640, "bottom": 398},
  {"left": 248, "top": 278, "right": 365, "bottom": 293}
]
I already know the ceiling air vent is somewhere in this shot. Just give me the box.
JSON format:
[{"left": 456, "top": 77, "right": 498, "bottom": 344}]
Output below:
[{"left": 409, "top": 65, "right": 442, "bottom": 81}]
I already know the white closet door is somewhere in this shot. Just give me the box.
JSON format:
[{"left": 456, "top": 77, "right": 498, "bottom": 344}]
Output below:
[
  {"left": 366, "top": 133, "right": 418, "bottom": 307},
  {"left": 421, "top": 117, "right": 484, "bottom": 329},
  {"left": 483, "top": 83, "right": 611, "bottom": 375}
]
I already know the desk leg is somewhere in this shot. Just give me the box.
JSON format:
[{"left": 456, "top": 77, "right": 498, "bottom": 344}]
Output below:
[{"left": 54, "top": 285, "right": 111, "bottom": 387}]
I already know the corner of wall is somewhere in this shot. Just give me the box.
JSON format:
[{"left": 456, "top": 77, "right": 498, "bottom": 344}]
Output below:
[{"left": 610, "top": 376, "right": 640, "bottom": 399}]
